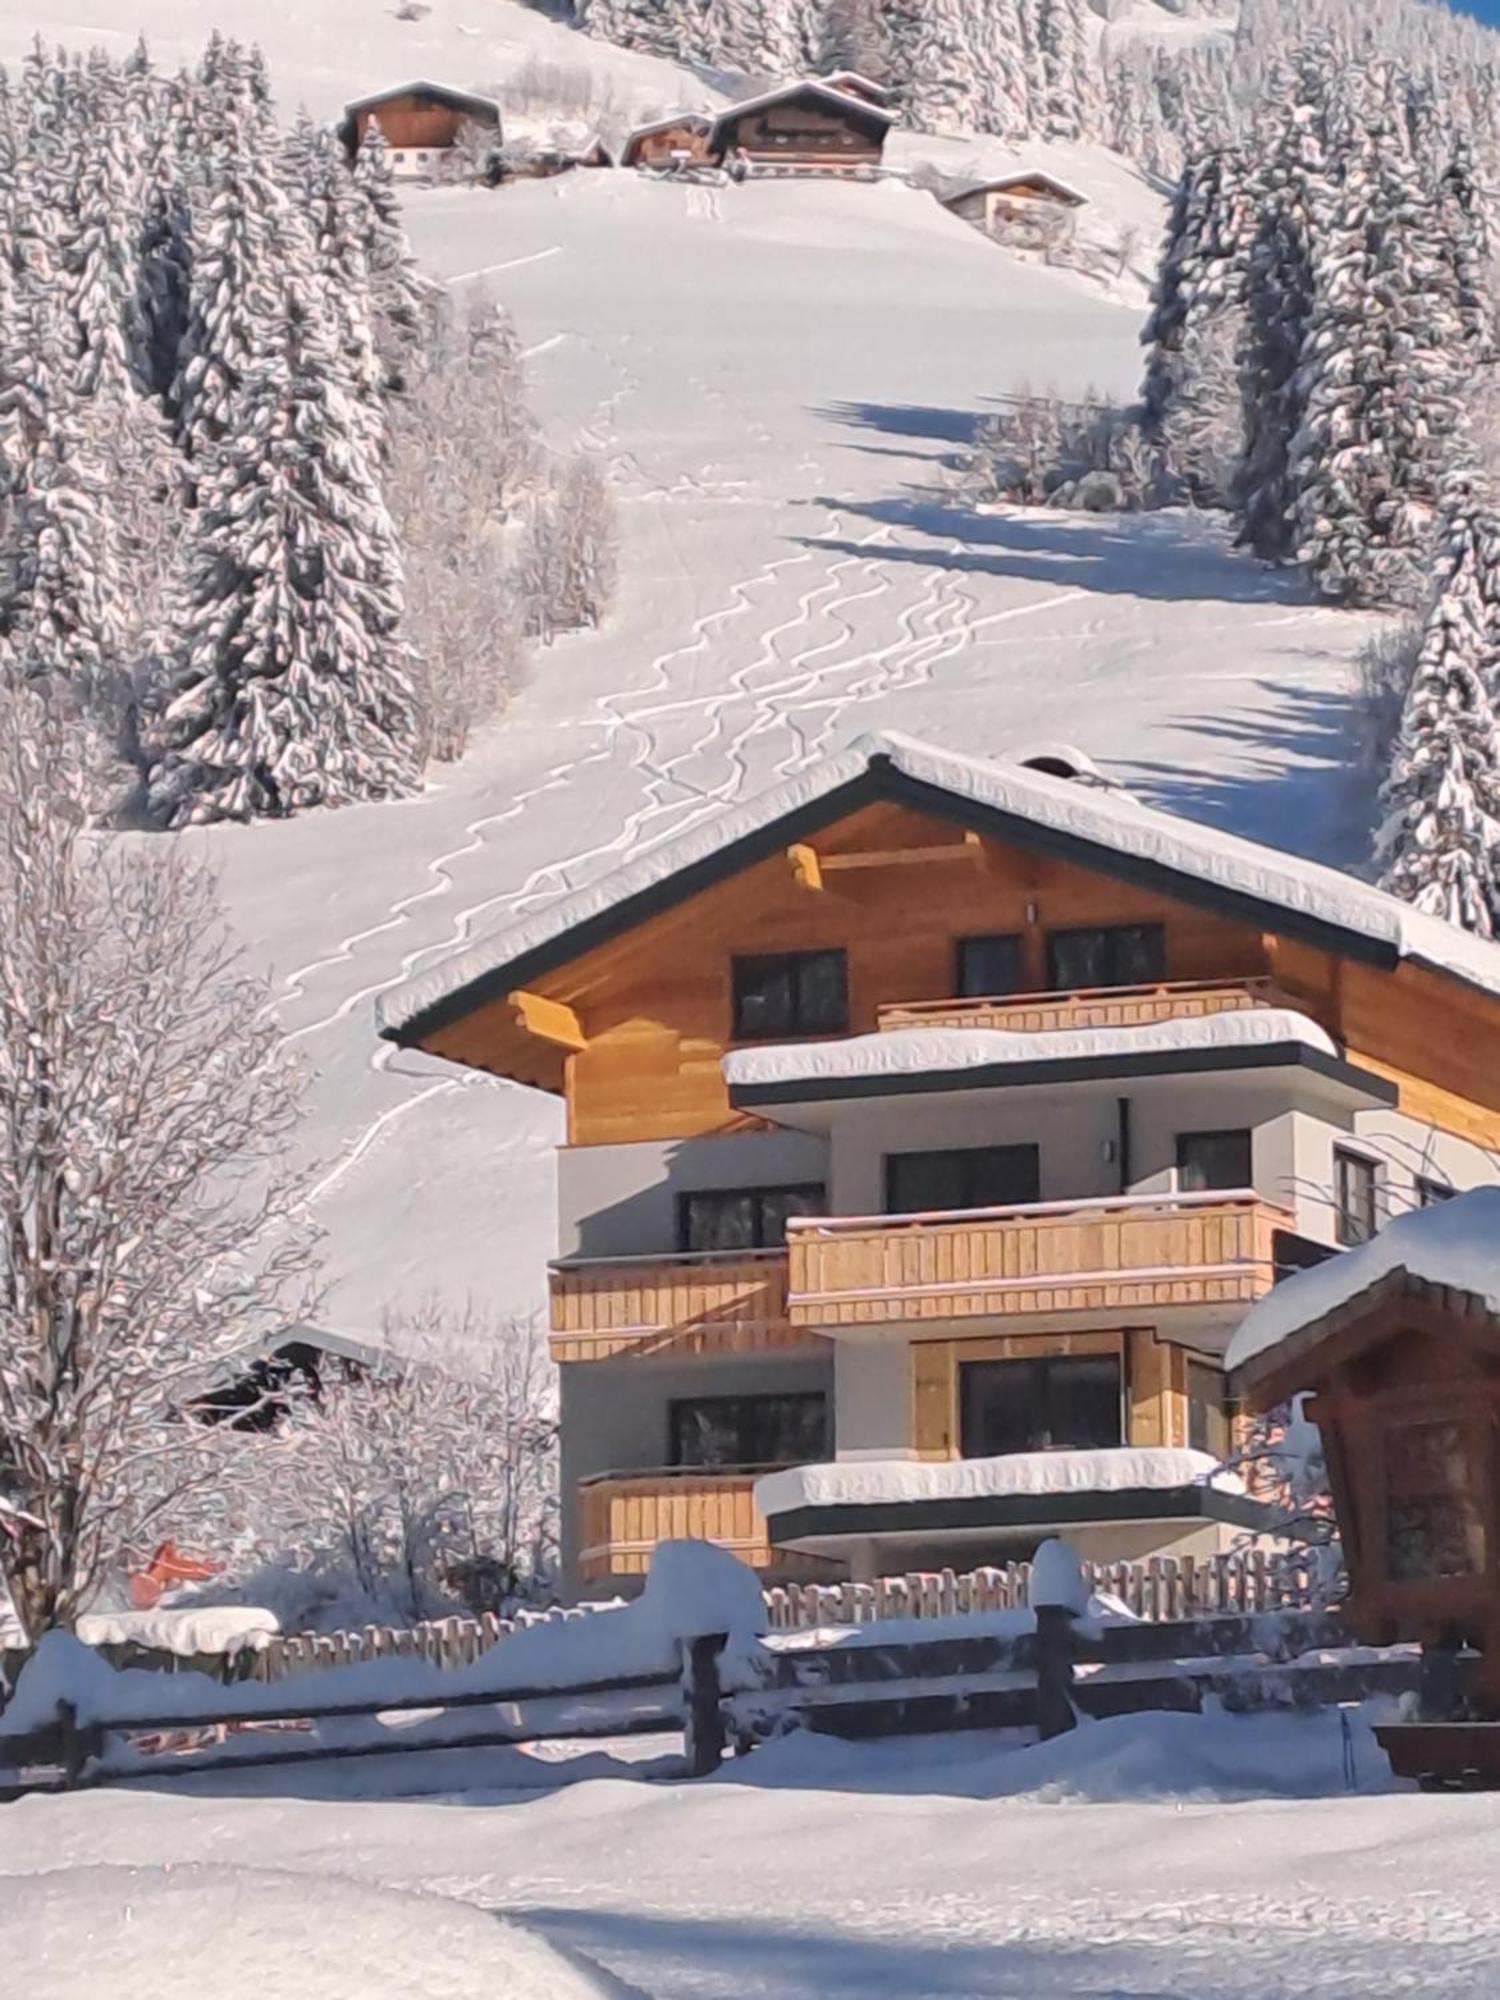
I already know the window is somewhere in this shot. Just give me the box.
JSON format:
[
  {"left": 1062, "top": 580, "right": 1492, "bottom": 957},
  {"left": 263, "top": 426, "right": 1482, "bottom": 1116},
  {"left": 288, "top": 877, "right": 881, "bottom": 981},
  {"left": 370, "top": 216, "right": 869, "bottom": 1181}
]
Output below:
[
  {"left": 886, "top": 1145, "right": 1040, "bottom": 1215},
  {"left": 1417, "top": 1177, "right": 1456, "bottom": 1209},
  {"left": 732, "top": 950, "right": 848, "bottom": 1040},
  {"left": 669, "top": 1392, "right": 828, "bottom": 1468},
  {"left": 1177, "top": 1129, "right": 1253, "bottom": 1194},
  {"left": 677, "top": 1184, "right": 823, "bottom": 1253},
  {"left": 1335, "top": 1148, "right": 1378, "bottom": 1246},
  {"left": 1187, "top": 1361, "right": 1231, "bottom": 1459},
  {"left": 1046, "top": 923, "right": 1166, "bottom": 992},
  {"left": 956, "top": 933, "right": 1024, "bottom": 999},
  {"left": 959, "top": 1355, "right": 1122, "bottom": 1457}
]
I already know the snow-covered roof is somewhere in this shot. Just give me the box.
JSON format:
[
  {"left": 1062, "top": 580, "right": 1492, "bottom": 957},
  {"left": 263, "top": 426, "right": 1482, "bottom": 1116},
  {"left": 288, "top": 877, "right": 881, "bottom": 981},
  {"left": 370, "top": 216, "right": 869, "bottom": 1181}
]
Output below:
[
  {"left": 711, "top": 80, "right": 898, "bottom": 133},
  {"left": 1226, "top": 1187, "right": 1500, "bottom": 1380},
  {"left": 379, "top": 732, "right": 1500, "bottom": 1046},
  {"left": 945, "top": 171, "right": 1088, "bottom": 207},
  {"left": 724, "top": 1008, "right": 1345, "bottom": 1096},
  {"left": 343, "top": 80, "right": 501, "bottom": 121},
  {"left": 622, "top": 109, "right": 714, "bottom": 139},
  {"left": 819, "top": 69, "right": 894, "bottom": 99},
  {"left": 757, "top": 1448, "right": 1238, "bottom": 1518}
]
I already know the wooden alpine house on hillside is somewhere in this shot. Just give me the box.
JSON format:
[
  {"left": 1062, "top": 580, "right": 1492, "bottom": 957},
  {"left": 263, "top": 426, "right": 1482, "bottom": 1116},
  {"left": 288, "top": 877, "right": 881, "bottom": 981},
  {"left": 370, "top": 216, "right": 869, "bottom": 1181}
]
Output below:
[
  {"left": 942, "top": 171, "right": 1087, "bottom": 248},
  {"left": 619, "top": 112, "right": 715, "bottom": 171},
  {"left": 339, "top": 80, "right": 501, "bottom": 178},
  {"left": 711, "top": 79, "right": 895, "bottom": 176},
  {"left": 379, "top": 733, "right": 1500, "bottom": 1596}
]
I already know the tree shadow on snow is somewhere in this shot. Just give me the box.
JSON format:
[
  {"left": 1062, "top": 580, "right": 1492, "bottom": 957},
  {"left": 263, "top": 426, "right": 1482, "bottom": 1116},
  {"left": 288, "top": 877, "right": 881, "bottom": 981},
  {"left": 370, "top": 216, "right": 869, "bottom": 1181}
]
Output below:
[
  {"left": 518, "top": 1903, "right": 1192, "bottom": 2000},
  {"left": 800, "top": 493, "right": 1308, "bottom": 609},
  {"left": 817, "top": 400, "right": 991, "bottom": 472}
]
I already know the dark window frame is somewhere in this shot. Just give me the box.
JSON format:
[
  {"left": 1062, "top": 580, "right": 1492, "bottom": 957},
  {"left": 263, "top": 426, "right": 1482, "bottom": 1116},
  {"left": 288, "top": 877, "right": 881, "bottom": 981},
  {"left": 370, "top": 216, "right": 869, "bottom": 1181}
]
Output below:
[
  {"left": 1045, "top": 923, "right": 1167, "bottom": 993},
  {"left": 955, "top": 932, "right": 1024, "bottom": 1000},
  {"left": 675, "top": 1183, "right": 825, "bottom": 1253},
  {"left": 1334, "top": 1147, "right": 1379, "bottom": 1247},
  {"left": 884, "top": 1144, "right": 1041, "bottom": 1216},
  {"left": 1176, "top": 1128, "right": 1254, "bottom": 1194},
  {"left": 730, "top": 948, "right": 849, "bottom": 1041},
  {"left": 668, "top": 1390, "right": 829, "bottom": 1469},
  {"left": 1187, "top": 1359, "right": 1231, "bottom": 1459},
  {"left": 958, "top": 1353, "right": 1124, "bottom": 1458}
]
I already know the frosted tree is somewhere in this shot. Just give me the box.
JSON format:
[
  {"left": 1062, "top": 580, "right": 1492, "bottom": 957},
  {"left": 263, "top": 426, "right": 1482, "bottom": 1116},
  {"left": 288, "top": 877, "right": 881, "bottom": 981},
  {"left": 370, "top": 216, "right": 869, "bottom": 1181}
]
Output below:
[
  {"left": 1377, "top": 471, "right": 1500, "bottom": 934},
  {"left": 1436, "top": 135, "right": 1497, "bottom": 364},
  {"left": 284, "top": 113, "right": 385, "bottom": 444},
  {"left": 1289, "top": 71, "right": 1468, "bottom": 607},
  {"left": 1039, "top": 0, "right": 1097, "bottom": 143},
  {"left": 1139, "top": 147, "right": 1251, "bottom": 442},
  {"left": 819, "top": 0, "right": 894, "bottom": 80},
  {"left": 146, "top": 280, "right": 420, "bottom": 824},
  {"left": 351, "top": 120, "right": 440, "bottom": 395},
  {"left": 0, "top": 687, "right": 309, "bottom": 1638}
]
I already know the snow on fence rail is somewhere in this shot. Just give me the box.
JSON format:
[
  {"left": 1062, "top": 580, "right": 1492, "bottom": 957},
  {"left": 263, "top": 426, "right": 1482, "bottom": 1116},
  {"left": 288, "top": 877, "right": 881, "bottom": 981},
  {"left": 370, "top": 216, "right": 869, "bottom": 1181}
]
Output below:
[{"left": 764, "top": 1549, "right": 1318, "bottom": 1632}]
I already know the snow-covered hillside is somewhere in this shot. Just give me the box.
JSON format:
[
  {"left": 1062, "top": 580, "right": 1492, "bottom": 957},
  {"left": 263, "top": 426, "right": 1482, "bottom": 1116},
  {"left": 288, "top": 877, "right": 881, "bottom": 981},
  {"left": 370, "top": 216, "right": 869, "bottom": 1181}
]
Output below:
[{"left": 5, "top": 0, "right": 1383, "bottom": 1342}]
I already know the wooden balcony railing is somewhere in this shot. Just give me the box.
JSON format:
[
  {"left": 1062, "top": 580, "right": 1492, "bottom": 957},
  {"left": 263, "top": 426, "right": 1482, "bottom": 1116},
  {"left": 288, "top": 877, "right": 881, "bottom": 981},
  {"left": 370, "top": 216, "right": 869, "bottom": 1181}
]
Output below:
[
  {"left": 877, "top": 977, "right": 1295, "bottom": 1037},
  {"left": 577, "top": 1468, "right": 776, "bottom": 1582},
  {"left": 549, "top": 1247, "right": 813, "bottom": 1362},
  {"left": 785, "top": 1190, "right": 1292, "bottom": 1328}
]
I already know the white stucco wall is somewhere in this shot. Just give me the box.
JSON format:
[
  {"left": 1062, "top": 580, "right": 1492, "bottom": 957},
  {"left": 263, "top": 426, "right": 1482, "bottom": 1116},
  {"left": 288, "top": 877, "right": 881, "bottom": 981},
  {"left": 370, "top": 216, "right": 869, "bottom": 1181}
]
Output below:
[
  {"left": 556, "top": 1129, "right": 830, "bottom": 1258},
  {"left": 833, "top": 1337, "right": 913, "bottom": 1458}
]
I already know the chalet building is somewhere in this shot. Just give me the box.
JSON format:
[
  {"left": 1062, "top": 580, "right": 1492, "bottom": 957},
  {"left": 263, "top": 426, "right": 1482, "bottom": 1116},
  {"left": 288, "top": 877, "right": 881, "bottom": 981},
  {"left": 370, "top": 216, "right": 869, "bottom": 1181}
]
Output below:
[
  {"left": 942, "top": 172, "right": 1087, "bottom": 249},
  {"left": 379, "top": 734, "right": 1500, "bottom": 1596},
  {"left": 709, "top": 80, "right": 895, "bottom": 175},
  {"left": 619, "top": 112, "right": 715, "bottom": 171},
  {"left": 339, "top": 81, "right": 501, "bottom": 178}
]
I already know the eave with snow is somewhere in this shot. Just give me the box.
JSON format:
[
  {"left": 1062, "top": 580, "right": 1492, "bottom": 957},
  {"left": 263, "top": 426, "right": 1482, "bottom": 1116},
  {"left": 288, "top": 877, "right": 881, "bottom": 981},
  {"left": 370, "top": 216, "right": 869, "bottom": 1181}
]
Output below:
[
  {"left": 943, "top": 171, "right": 1088, "bottom": 209},
  {"left": 377, "top": 732, "right": 1500, "bottom": 1592}
]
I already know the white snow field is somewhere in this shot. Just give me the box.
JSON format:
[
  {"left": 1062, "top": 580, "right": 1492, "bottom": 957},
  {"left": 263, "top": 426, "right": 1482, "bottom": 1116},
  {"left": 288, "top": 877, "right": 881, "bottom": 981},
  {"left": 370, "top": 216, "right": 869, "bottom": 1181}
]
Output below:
[
  {"left": 9, "top": 0, "right": 1382, "bottom": 1338},
  {"left": 6, "top": 1714, "right": 1500, "bottom": 1997}
]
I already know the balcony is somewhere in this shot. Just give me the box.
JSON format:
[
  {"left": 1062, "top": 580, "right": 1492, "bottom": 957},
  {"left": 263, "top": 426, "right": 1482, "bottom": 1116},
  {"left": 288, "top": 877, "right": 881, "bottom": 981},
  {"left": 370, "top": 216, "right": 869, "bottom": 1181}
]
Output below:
[
  {"left": 785, "top": 1190, "right": 1291, "bottom": 1329},
  {"left": 877, "top": 976, "right": 1294, "bottom": 1038},
  {"left": 577, "top": 1468, "right": 775, "bottom": 1582},
  {"left": 550, "top": 1247, "right": 817, "bottom": 1363}
]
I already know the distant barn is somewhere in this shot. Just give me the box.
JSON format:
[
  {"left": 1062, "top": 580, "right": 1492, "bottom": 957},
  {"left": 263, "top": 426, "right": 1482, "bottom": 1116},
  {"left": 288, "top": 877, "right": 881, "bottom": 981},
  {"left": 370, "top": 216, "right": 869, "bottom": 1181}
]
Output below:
[
  {"left": 710, "top": 80, "right": 895, "bottom": 175},
  {"left": 941, "top": 171, "right": 1086, "bottom": 247},
  {"left": 619, "top": 111, "right": 715, "bottom": 171},
  {"left": 340, "top": 80, "right": 502, "bottom": 178}
]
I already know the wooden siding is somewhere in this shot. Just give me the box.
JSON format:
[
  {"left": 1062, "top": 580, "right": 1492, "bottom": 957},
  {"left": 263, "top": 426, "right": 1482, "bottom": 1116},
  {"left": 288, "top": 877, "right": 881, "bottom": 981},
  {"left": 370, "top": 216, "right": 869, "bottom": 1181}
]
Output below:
[
  {"left": 787, "top": 1194, "right": 1288, "bottom": 1329},
  {"left": 577, "top": 1470, "right": 772, "bottom": 1580},
  {"left": 717, "top": 94, "right": 886, "bottom": 164},
  {"left": 352, "top": 95, "right": 491, "bottom": 151},
  {"left": 623, "top": 121, "right": 712, "bottom": 167},
  {"left": 549, "top": 1249, "right": 827, "bottom": 1362},
  {"left": 877, "top": 977, "right": 1286, "bottom": 1036},
  {"left": 413, "top": 796, "right": 1500, "bottom": 1151}
]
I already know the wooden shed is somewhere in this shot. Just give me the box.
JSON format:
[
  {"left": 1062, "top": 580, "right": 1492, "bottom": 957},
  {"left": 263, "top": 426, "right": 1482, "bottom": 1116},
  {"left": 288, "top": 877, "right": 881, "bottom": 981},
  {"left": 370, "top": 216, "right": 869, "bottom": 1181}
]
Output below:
[
  {"left": 339, "top": 81, "right": 502, "bottom": 177},
  {"left": 1228, "top": 1190, "right": 1500, "bottom": 1717},
  {"left": 619, "top": 112, "right": 715, "bottom": 171},
  {"left": 942, "top": 171, "right": 1086, "bottom": 248},
  {"left": 711, "top": 81, "right": 895, "bottom": 175}
]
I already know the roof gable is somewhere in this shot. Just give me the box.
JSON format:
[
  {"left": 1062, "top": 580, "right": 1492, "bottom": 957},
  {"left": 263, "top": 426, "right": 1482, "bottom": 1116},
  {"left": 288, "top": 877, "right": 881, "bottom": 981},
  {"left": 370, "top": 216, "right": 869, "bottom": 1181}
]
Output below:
[
  {"left": 710, "top": 80, "right": 897, "bottom": 137},
  {"left": 344, "top": 80, "right": 501, "bottom": 122},
  {"left": 946, "top": 171, "right": 1087, "bottom": 206},
  {"left": 378, "top": 732, "right": 1500, "bottom": 1051}
]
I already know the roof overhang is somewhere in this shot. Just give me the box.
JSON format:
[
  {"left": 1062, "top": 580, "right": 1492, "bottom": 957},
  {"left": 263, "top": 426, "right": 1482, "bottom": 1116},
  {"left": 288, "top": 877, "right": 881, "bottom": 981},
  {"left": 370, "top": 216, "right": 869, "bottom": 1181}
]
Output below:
[
  {"left": 378, "top": 733, "right": 1500, "bottom": 1056},
  {"left": 946, "top": 172, "right": 1087, "bottom": 207},
  {"left": 344, "top": 80, "right": 501, "bottom": 121},
  {"left": 728, "top": 1040, "right": 1398, "bottom": 1124},
  {"left": 764, "top": 1482, "right": 1277, "bottom": 1552},
  {"left": 710, "top": 81, "right": 897, "bottom": 137}
]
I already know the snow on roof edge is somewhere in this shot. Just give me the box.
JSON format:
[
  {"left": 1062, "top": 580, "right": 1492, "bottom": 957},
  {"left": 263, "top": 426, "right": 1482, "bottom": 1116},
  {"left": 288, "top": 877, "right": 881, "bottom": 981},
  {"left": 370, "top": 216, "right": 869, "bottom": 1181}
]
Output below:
[
  {"left": 1225, "top": 1187, "right": 1500, "bottom": 1378},
  {"left": 944, "top": 171, "right": 1088, "bottom": 205},
  {"left": 378, "top": 730, "right": 1500, "bottom": 1041},
  {"left": 711, "top": 79, "right": 898, "bottom": 131},
  {"left": 344, "top": 80, "right": 502, "bottom": 117}
]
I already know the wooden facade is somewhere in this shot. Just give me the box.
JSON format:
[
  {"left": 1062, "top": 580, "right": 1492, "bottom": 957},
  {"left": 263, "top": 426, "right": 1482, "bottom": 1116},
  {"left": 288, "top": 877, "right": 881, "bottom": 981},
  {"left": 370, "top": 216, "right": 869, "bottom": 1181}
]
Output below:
[
  {"left": 786, "top": 1193, "right": 1289, "bottom": 1329},
  {"left": 712, "top": 84, "right": 891, "bottom": 170},
  {"left": 620, "top": 116, "right": 713, "bottom": 170},
  {"left": 549, "top": 1248, "right": 827, "bottom": 1363},
  {"left": 577, "top": 1469, "right": 774, "bottom": 1580},
  {"left": 340, "top": 83, "right": 500, "bottom": 163}
]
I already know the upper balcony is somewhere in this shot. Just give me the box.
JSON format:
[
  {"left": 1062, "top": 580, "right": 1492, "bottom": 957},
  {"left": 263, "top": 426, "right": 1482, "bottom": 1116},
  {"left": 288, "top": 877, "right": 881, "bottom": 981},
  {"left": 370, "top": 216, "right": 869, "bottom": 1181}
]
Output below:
[
  {"left": 876, "top": 976, "right": 1297, "bottom": 1039},
  {"left": 785, "top": 1189, "right": 1292, "bottom": 1329},
  {"left": 549, "top": 1247, "right": 822, "bottom": 1362}
]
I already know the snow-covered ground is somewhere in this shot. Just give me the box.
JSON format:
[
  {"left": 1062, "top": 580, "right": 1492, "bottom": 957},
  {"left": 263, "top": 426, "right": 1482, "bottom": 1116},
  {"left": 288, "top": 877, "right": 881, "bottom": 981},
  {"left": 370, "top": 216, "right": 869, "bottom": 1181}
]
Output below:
[
  {"left": 4, "top": 0, "right": 1384, "bottom": 1344},
  {"left": 6, "top": 1713, "right": 1500, "bottom": 1996}
]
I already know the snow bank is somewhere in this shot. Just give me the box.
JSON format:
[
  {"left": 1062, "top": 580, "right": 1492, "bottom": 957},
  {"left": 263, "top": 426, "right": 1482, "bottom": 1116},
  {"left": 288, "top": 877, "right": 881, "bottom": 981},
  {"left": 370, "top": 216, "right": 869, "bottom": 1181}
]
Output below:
[
  {"left": 1226, "top": 1186, "right": 1500, "bottom": 1377},
  {"left": 74, "top": 1606, "right": 279, "bottom": 1659},
  {"left": 381, "top": 730, "right": 1500, "bottom": 1039},
  {"left": 756, "top": 1447, "right": 1236, "bottom": 1516},
  {"left": 0, "top": 1540, "right": 765, "bottom": 1738},
  {"left": 1030, "top": 1538, "right": 1090, "bottom": 1614},
  {"left": 724, "top": 1007, "right": 1338, "bottom": 1091},
  {"left": 0, "top": 1863, "right": 631, "bottom": 2000}
]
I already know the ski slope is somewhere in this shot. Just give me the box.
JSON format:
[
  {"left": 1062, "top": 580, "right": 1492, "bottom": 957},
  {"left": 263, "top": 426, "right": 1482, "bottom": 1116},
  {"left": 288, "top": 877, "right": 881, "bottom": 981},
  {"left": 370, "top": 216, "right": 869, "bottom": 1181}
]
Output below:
[{"left": 10, "top": 1, "right": 1386, "bottom": 1342}]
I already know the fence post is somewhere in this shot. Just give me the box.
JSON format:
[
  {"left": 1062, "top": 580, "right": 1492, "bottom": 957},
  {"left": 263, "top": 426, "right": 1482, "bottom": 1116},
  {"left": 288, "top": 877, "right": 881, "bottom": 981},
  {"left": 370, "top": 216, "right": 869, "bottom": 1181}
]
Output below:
[
  {"left": 681, "top": 1632, "right": 728, "bottom": 1778},
  {"left": 1031, "top": 1539, "right": 1085, "bottom": 1741}
]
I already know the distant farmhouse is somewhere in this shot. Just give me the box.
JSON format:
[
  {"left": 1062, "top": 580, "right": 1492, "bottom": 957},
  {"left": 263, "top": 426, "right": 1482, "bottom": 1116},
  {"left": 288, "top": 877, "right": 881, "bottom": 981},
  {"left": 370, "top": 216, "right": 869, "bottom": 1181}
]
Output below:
[
  {"left": 618, "top": 111, "right": 715, "bottom": 171},
  {"left": 339, "top": 80, "right": 501, "bottom": 178},
  {"left": 942, "top": 171, "right": 1087, "bottom": 250},
  {"left": 710, "top": 79, "right": 895, "bottom": 175}
]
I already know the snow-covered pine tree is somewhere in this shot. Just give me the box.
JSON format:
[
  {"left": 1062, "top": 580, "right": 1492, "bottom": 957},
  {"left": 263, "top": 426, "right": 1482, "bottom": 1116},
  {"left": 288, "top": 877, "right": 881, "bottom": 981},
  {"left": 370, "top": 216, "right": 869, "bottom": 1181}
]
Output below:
[
  {"left": 1233, "top": 47, "right": 1332, "bottom": 563},
  {"left": 1039, "top": 0, "right": 1096, "bottom": 143},
  {"left": 819, "top": 0, "right": 893, "bottom": 81},
  {"left": 351, "top": 119, "right": 439, "bottom": 396},
  {"left": 1436, "top": 134, "right": 1497, "bottom": 363},
  {"left": 146, "top": 275, "right": 420, "bottom": 824},
  {"left": 1377, "top": 470, "right": 1500, "bottom": 934},
  {"left": 284, "top": 113, "right": 385, "bottom": 447},
  {"left": 1288, "top": 67, "right": 1468, "bottom": 607},
  {"left": 1139, "top": 146, "right": 1251, "bottom": 441}
]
